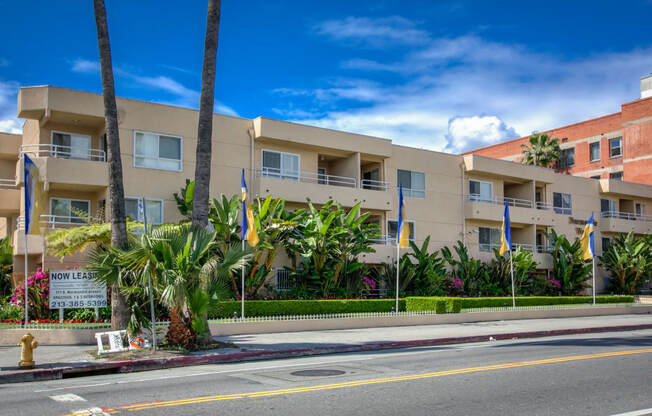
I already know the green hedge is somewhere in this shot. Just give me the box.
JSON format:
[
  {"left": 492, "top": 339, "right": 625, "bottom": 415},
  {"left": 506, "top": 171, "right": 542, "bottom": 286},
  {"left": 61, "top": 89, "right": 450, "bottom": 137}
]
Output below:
[
  {"left": 209, "top": 296, "right": 634, "bottom": 318},
  {"left": 210, "top": 299, "right": 406, "bottom": 318},
  {"left": 405, "top": 297, "right": 461, "bottom": 313},
  {"left": 456, "top": 296, "right": 634, "bottom": 309}
]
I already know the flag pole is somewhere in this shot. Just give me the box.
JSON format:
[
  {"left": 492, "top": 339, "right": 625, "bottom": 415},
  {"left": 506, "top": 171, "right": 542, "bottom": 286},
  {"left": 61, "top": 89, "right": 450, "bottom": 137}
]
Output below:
[
  {"left": 142, "top": 198, "right": 157, "bottom": 351},
  {"left": 592, "top": 256, "right": 596, "bottom": 306},
  {"left": 23, "top": 227, "right": 29, "bottom": 327},
  {"left": 509, "top": 249, "right": 515, "bottom": 309},
  {"left": 395, "top": 243, "right": 400, "bottom": 315},
  {"left": 241, "top": 238, "right": 245, "bottom": 321}
]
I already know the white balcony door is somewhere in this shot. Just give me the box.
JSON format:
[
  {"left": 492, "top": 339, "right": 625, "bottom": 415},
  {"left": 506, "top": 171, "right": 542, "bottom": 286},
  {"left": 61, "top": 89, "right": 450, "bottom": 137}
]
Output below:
[
  {"left": 70, "top": 135, "right": 90, "bottom": 159},
  {"left": 469, "top": 180, "right": 493, "bottom": 203}
]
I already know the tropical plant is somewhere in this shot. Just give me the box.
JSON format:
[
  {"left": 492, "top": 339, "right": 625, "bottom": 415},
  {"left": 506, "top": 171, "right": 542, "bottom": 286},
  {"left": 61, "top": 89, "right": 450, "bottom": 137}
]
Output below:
[
  {"left": 370, "top": 255, "right": 417, "bottom": 298},
  {"left": 191, "top": 0, "right": 221, "bottom": 227},
  {"left": 599, "top": 232, "right": 652, "bottom": 294},
  {"left": 520, "top": 133, "right": 561, "bottom": 168},
  {"left": 0, "top": 236, "right": 13, "bottom": 298},
  {"left": 441, "top": 241, "right": 489, "bottom": 296},
  {"left": 173, "top": 179, "right": 194, "bottom": 222},
  {"left": 242, "top": 196, "right": 302, "bottom": 298},
  {"left": 93, "top": 0, "right": 130, "bottom": 329},
  {"left": 487, "top": 247, "right": 538, "bottom": 295},
  {"left": 403, "top": 237, "right": 448, "bottom": 296},
  {"left": 548, "top": 230, "right": 591, "bottom": 295},
  {"left": 90, "top": 224, "right": 250, "bottom": 347},
  {"left": 285, "top": 200, "right": 380, "bottom": 297},
  {"left": 10, "top": 268, "right": 50, "bottom": 320},
  {"left": 46, "top": 220, "right": 145, "bottom": 258}
]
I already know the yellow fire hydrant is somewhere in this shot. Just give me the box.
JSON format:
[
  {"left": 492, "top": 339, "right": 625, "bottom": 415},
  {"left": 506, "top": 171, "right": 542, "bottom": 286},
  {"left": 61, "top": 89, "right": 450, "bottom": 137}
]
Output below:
[{"left": 18, "top": 333, "right": 38, "bottom": 368}]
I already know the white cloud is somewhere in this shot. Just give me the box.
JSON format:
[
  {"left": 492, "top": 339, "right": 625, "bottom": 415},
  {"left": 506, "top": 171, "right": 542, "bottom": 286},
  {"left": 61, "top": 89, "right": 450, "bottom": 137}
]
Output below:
[
  {"left": 315, "top": 16, "right": 430, "bottom": 47},
  {"left": 71, "top": 58, "right": 100, "bottom": 73},
  {"left": 69, "top": 59, "right": 238, "bottom": 116},
  {"left": 273, "top": 17, "right": 652, "bottom": 152},
  {"left": 0, "top": 80, "right": 22, "bottom": 134},
  {"left": 444, "top": 116, "right": 518, "bottom": 153}
]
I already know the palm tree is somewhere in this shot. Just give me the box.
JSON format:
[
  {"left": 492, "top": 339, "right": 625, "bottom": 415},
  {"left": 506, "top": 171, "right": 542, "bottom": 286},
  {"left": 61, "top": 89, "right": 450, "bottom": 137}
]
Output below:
[
  {"left": 93, "top": 0, "right": 130, "bottom": 330},
  {"left": 520, "top": 133, "right": 561, "bottom": 168},
  {"left": 191, "top": 0, "right": 221, "bottom": 227},
  {"left": 117, "top": 224, "right": 249, "bottom": 347}
]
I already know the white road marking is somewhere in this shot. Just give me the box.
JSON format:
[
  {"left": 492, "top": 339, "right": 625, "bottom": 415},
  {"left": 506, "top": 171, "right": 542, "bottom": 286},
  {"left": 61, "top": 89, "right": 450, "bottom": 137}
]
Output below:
[
  {"left": 610, "top": 409, "right": 652, "bottom": 416},
  {"left": 70, "top": 407, "right": 110, "bottom": 416},
  {"left": 49, "top": 393, "right": 86, "bottom": 402}
]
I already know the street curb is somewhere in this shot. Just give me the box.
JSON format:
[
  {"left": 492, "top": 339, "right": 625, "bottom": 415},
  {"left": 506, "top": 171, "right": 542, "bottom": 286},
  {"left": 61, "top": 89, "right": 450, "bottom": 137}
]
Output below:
[{"left": 3, "top": 323, "right": 652, "bottom": 384}]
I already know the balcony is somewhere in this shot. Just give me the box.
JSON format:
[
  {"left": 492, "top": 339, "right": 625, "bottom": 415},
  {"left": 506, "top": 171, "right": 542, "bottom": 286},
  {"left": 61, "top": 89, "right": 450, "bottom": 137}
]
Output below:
[
  {"left": 464, "top": 195, "right": 553, "bottom": 224},
  {"left": 19, "top": 144, "right": 109, "bottom": 191},
  {"left": 599, "top": 211, "right": 652, "bottom": 234},
  {"left": 255, "top": 168, "right": 393, "bottom": 211}
]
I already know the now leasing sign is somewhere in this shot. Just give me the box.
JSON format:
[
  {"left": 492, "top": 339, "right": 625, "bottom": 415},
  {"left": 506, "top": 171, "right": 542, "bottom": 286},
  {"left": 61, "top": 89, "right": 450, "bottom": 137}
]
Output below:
[{"left": 49, "top": 270, "right": 107, "bottom": 309}]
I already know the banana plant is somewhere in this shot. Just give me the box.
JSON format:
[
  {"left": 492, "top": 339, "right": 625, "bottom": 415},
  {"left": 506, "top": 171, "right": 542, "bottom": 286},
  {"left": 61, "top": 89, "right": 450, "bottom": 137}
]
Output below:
[
  {"left": 548, "top": 229, "right": 591, "bottom": 295},
  {"left": 599, "top": 232, "right": 652, "bottom": 294}
]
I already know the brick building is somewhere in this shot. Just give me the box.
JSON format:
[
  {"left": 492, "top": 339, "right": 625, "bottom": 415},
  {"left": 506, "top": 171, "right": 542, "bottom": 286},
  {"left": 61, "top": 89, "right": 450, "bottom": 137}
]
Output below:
[{"left": 464, "top": 75, "right": 652, "bottom": 188}]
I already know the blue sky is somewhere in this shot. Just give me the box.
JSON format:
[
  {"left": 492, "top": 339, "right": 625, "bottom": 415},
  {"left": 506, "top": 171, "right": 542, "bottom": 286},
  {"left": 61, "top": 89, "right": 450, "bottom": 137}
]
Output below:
[{"left": 1, "top": 0, "right": 652, "bottom": 152}]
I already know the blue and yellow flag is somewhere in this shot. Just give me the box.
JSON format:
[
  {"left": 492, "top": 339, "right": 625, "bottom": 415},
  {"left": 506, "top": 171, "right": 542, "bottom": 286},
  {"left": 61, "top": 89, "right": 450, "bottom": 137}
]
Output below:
[
  {"left": 579, "top": 213, "right": 594, "bottom": 260},
  {"left": 397, "top": 185, "right": 410, "bottom": 248},
  {"left": 499, "top": 199, "right": 512, "bottom": 256},
  {"left": 241, "top": 169, "right": 259, "bottom": 247},
  {"left": 24, "top": 154, "right": 44, "bottom": 235}
]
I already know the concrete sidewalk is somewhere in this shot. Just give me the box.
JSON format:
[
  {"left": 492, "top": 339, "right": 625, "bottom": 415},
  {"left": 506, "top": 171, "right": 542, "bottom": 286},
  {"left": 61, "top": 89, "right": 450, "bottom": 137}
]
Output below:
[{"left": 1, "top": 313, "right": 651, "bottom": 384}]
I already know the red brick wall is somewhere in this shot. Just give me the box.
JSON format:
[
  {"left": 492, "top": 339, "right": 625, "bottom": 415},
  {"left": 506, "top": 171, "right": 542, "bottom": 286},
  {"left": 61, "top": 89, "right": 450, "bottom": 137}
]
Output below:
[{"left": 464, "top": 97, "right": 652, "bottom": 186}]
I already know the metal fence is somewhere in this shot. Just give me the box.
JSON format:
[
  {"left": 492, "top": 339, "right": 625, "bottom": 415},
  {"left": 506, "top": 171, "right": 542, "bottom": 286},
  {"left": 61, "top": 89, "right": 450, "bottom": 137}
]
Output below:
[{"left": 0, "top": 321, "right": 170, "bottom": 330}]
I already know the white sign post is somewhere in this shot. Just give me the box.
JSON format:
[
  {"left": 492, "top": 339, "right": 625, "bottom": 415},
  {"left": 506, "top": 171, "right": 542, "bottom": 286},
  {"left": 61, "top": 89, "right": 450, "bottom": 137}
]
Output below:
[{"left": 49, "top": 270, "right": 107, "bottom": 310}]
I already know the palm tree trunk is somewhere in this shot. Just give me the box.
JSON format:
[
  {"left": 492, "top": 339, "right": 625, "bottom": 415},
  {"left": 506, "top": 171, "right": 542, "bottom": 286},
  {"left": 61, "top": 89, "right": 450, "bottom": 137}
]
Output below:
[
  {"left": 191, "top": 0, "right": 221, "bottom": 227},
  {"left": 93, "top": 0, "right": 130, "bottom": 330}
]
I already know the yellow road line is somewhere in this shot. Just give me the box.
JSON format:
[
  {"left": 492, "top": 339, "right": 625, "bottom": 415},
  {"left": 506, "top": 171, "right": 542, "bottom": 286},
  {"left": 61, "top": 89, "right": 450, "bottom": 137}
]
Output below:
[{"left": 79, "top": 348, "right": 652, "bottom": 413}]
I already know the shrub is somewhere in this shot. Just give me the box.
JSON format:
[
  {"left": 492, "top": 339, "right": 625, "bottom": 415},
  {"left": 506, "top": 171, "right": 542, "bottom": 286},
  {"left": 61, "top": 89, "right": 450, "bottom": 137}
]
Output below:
[
  {"left": 599, "top": 232, "right": 652, "bottom": 294},
  {"left": 0, "top": 299, "right": 22, "bottom": 320},
  {"left": 11, "top": 268, "right": 50, "bottom": 319},
  {"left": 456, "top": 295, "right": 634, "bottom": 309},
  {"left": 210, "top": 299, "right": 406, "bottom": 318}
]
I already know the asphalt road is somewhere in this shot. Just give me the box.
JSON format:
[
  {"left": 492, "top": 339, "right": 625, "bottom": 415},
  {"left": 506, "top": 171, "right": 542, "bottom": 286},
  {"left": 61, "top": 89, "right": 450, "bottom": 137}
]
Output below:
[{"left": 2, "top": 329, "right": 652, "bottom": 416}]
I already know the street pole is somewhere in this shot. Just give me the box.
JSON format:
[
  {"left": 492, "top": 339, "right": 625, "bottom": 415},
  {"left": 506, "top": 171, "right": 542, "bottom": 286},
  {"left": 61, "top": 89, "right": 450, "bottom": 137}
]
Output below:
[
  {"left": 142, "top": 198, "right": 157, "bottom": 351},
  {"left": 395, "top": 243, "right": 400, "bottom": 314},
  {"left": 241, "top": 239, "right": 245, "bottom": 321},
  {"left": 510, "top": 249, "right": 516, "bottom": 309}
]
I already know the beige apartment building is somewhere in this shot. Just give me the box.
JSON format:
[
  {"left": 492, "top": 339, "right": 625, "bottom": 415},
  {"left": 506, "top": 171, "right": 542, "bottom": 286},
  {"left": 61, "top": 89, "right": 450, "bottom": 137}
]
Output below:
[{"left": 1, "top": 86, "right": 651, "bottom": 292}]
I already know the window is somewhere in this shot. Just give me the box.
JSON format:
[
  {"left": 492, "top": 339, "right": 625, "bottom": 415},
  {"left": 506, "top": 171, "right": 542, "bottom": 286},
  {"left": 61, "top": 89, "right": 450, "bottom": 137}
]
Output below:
[
  {"left": 362, "top": 169, "right": 380, "bottom": 190},
  {"left": 274, "top": 268, "right": 294, "bottom": 291},
  {"left": 602, "top": 237, "right": 611, "bottom": 252},
  {"left": 317, "top": 167, "right": 327, "bottom": 185},
  {"left": 125, "top": 197, "right": 164, "bottom": 224},
  {"left": 591, "top": 175, "right": 601, "bottom": 180},
  {"left": 609, "top": 137, "right": 622, "bottom": 158},
  {"left": 50, "top": 198, "right": 90, "bottom": 224},
  {"left": 589, "top": 142, "right": 600, "bottom": 162},
  {"left": 601, "top": 199, "right": 617, "bottom": 215},
  {"left": 610, "top": 171, "right": 623, "bottom": 180},
  {"left": 552, "top": 192, "right": 572, "bottom": 215},
  {"left": 636, "top": 203, "right": 644, "bottom": 217},
  {"left": 468, "top": 179, "right": 493, "bottom": 203},
  {"left": 387, "top": 219, "right": 415, "bottom": 242},
  {"left": 397, "top": 169, "right": 425, "bottom": 198},
  {"left": 134, "top": 131, "right": 182, "bottom": 171},
  {"left": 52, "top": 132, "right": 92, "bottom": 160},
  {"left": 560, "top": 148, "right": 575, "bottom": 168},
  {"left": 262, "top": 150, "right": 299, "bottom": 181},
  {"left": 479, "top": 227, "right": 501, "bottom": 252}
]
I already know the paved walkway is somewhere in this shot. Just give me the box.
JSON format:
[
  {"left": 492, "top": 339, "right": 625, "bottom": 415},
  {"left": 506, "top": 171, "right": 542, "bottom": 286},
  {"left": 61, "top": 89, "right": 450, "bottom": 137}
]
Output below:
[{"left": 2, "top": 314, "right": 651, "bottom": 374}]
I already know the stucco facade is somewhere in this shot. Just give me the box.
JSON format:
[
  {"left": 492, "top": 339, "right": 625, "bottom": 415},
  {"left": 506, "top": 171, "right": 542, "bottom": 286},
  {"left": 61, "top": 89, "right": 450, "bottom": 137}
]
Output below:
[{"left": 1, "top": 86, "right": 651, "bottom": 292}]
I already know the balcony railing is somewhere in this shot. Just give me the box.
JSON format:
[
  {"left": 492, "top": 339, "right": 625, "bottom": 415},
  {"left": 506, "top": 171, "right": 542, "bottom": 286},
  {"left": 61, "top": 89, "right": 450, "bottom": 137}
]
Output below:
[
  {"left": 361, "top": 179, "right": 389, "bottom": 191},
  {"left": 0, "top": 178, "right": 16, "bottom": 188},
  {"left": 368, "top": 235, "right": 415, "bottom": 246},
  {"left": 513, "top": 243, "right": 534, "bottom": 252},
  {"left": 536, "top": 201, "right": 571, "bottom": 215},
  {"left": 479, "top": 243, "right": 535, "bottom": 252},
  {"left": 601, "top": 211, "right": 652, "bottom": 222},
  {"left": 257, "top": 167, "right": 356, "bottom": 188},
  {"left": 20, "top": 144, "right": 106, "bottom": 162},
  {"left": 17, "top": 214, "right": 98, "bottom": 230},
  {"left": 465, "top": 194, "right": 533, "bottom": 208},
  {"left": 536, "top": 244, "right": 554, "bottom": 253}
]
